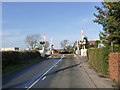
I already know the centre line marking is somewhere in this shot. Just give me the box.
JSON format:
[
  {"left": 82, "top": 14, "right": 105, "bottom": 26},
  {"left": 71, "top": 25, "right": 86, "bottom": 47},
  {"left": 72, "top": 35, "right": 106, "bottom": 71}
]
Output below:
[
  {"left": 42, "top": 76, "right": 46, "bottom": 80},
  {"left": 26, "top": 56, "right": 63, "bottom": 90},
  {"left": 55, "top": 65, "right": 57, "bottom": 67}
]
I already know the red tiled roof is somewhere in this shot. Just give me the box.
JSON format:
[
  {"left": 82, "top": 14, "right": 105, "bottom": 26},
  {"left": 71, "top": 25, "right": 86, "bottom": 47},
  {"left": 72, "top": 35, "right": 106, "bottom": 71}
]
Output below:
[
  {"left": 88, "top": 41, "right": 96, "bottom": 45},
  {"left": 53, "top": 49, "right": 63, "bottom": 52}
]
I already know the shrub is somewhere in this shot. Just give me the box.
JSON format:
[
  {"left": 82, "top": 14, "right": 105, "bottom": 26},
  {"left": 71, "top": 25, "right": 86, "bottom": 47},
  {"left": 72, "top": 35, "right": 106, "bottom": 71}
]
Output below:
[
  {"left": 113, "top": 45, "right": 120, "bottom": 52},
  {"left": 87, "top": 47, "right": 110, "bottom": 76},
  {"left": 2, "top": 50, "right": 42, "bottom": 69}
]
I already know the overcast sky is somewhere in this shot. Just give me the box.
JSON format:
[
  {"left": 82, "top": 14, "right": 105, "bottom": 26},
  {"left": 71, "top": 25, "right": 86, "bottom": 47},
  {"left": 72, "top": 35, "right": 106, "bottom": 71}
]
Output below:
[{"left": 2, "top": 2, "right": 103, "bottom": 50}]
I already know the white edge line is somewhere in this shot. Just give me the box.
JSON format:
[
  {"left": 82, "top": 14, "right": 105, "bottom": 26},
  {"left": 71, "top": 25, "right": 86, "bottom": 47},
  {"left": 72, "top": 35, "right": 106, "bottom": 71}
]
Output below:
[{"left": 26, "top": 55, "right": 63, "bottom": 90}]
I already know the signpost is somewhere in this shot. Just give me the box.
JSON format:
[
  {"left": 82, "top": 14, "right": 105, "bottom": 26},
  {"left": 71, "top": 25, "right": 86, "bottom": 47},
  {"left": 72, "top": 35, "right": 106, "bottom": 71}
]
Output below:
[
  {"left": 79, "top": 39, "right": 86, "bottom": 49},
  {"left": 80, "top": 27, "right": 86, "bottom": 49},
  {"left": 39, "top": 33, "right": 46, "bottom": 57},
  {"left": 39, "top": 41, "right": 46, "bottom": 46},
  {"left": 80, "top": 27, "right": 87, "bottom": 56},
  {"left": 75, "top": 27, "right": 87, "bottom": 56},
  {"left": 50, "top": 37, "right": 53, "bottom": 54},
  {"left": 76, "top": 40, "right": 80, "bottom": 54},
  {"left": 39, "top": 34, "right": 54, "bottom": 56}
]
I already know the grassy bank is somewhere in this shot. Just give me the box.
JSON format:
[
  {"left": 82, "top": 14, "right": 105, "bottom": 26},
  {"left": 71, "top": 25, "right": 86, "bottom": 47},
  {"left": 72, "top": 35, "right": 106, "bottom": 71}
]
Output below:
[{"left": 3, "top": 57, "right": 45, "bottom": 75}]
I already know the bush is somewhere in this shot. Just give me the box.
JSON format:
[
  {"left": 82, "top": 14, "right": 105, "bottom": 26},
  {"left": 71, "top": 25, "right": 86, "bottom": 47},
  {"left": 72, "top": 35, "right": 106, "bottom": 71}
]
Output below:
[
  {"left": 113, "top": 45, "right": 120, "bottom": 52},
  {"left": 87, "top": 47, "right": 110, "bottom": 76},
  {"left": 2, "top": 50, "right": 42, "bottom": 69}
]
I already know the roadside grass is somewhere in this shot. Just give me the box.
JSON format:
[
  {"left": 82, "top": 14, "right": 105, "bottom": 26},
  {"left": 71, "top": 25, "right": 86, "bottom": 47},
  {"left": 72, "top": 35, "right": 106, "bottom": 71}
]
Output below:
[{"left": 2, "top": 57, "right": 46, "bottom": 75}]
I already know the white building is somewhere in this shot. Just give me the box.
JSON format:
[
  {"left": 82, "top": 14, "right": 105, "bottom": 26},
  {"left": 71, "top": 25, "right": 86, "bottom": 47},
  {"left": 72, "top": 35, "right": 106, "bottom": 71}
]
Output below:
[
  {"left": 1, "top": 47, "right": 19, "bottom": 51},
  {"left": 98, "top": 43, "right": 105, "bottom": 48}
]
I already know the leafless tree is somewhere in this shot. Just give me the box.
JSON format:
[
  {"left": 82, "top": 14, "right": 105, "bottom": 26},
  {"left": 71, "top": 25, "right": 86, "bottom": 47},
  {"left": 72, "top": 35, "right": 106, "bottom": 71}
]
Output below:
[
  {"left": 25, "top": 34, "right": 41, "bottom": 49},
  {"left": 60, "top": 40, "right": 68, "bottom": 50}
]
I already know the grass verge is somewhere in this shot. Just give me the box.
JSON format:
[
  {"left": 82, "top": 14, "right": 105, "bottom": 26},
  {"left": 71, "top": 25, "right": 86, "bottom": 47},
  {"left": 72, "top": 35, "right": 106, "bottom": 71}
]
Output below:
[{"left": 2, "top": 57, "right": 46, "bottom": 75}]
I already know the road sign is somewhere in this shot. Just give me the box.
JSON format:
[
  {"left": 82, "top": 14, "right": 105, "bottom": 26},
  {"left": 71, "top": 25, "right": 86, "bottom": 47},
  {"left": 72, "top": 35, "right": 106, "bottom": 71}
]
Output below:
[
  {"left": 79, "top": 40, "right": 86, "bottom": 45},
  {"left": 83, "top": 39, "right": 86, "bottom": 44},
  {"left": 39, "top": 41, "right": 46, "bottom": 46}
]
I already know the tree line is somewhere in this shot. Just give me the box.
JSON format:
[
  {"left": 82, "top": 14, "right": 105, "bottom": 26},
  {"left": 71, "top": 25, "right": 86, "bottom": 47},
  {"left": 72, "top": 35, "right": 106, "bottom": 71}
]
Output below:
[
  {"left": 60, "top": 38, "right": 101, "bottom": 53},
  {"left": 93, "top": 1, "right": 120, "bottom": 51}
]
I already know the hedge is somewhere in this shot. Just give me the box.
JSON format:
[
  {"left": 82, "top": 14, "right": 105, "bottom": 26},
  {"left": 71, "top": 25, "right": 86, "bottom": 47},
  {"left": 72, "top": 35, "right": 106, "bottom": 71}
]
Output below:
[
  {"left": 87, "top": 47, "right": 110, "bottom": 76},
  {"left": 2, "top": 50, "right": 42, "bottom": 69}
]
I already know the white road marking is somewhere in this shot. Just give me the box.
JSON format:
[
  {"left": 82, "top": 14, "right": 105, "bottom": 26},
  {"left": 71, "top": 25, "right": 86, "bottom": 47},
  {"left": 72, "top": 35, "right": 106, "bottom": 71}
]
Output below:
[
  {"left": 55, "top": 65, "right": 57, "bottom": 67},
  {"left": 26, "top": 55, "right": 63, "bottom": 90},
  {"left": 42, "top": 76, "right": 46, "bottom": 80}
]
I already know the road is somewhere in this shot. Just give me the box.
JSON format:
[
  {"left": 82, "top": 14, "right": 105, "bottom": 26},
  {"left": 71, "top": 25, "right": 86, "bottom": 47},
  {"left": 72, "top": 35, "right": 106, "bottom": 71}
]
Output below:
[
  {"left": 2, "top": 54, "right": 110, "bottom": 89},
  {"left": 31, "top": 54, "right": 95, "bottom": 88}
]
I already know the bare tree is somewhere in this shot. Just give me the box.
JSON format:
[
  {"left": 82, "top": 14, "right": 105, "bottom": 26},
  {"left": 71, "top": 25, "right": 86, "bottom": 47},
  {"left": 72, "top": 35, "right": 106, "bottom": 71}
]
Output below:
[
  {"left": 66, "top": 42, "right": 74, "bottom": 51},
  {"left": 25, "top": 34, "right": 41, "bottom": 49},
  {"left": 60, "top": 40, "right": 68, "bottom": 50}
]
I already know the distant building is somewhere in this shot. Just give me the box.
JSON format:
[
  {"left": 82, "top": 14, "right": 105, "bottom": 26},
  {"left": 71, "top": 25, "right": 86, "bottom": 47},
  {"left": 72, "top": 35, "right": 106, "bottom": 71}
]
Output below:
[
  {"left": 88, "top": 40, "right": 104, "bottom": 48},
  {"left": 88, "top": 41, "right": 96, "bottom": 45},
  {"left": 53, "top": 49, "right": 62, "bottom": 52},
  {"left": 26, "top": 48, "right": 30, "bottom": 51},
  {"left": 98, "top": 43, "right": 104, "bottom": 48},
  {"left": 53, "top": 49, "right": 63, "bottom": 53},
  {"left": 1, "top": 47, "right": 19, "bottom": 51}
]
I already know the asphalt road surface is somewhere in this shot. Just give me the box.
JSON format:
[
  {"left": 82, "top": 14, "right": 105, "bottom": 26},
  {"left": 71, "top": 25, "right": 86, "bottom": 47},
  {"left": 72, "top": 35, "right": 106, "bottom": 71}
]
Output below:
[{"left": 3, "top": 54, "right": 97, "bottom": 89}]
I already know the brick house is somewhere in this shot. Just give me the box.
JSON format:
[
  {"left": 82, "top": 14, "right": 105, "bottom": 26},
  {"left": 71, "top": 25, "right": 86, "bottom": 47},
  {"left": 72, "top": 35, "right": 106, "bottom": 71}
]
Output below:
[{"left": 88, "top": 41, "right": 96, "bottom": 45}]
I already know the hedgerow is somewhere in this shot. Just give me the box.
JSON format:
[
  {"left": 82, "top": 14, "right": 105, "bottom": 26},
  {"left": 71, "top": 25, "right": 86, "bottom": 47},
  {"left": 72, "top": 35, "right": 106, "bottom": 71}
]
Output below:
[
  {"left": 2, "top": 50, "right": 42, "bottom": 69},
  {"left": 87, "top": 47, "right": 110, "bottom": 76}
]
